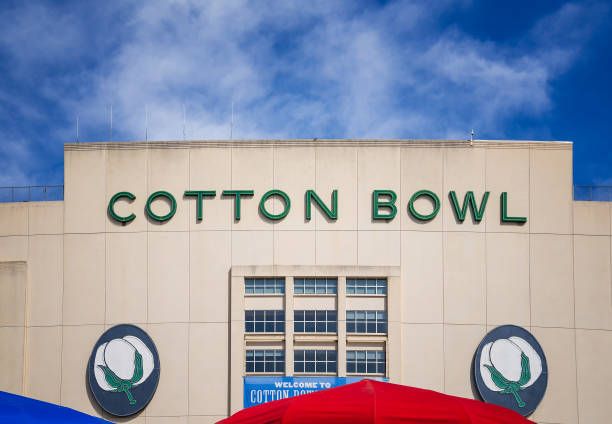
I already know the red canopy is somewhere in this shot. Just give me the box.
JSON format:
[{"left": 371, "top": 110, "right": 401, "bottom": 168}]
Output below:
[{"left": 217, "top": 380, "right": 535, "bottom": 424}]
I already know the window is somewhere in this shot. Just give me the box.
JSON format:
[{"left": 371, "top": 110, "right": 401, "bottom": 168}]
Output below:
[
  {"left": 346, "top": 350, "right": 385, "bottom": 374},
  {"left": 246, "top": 349, "right": 285, "bottom": 373},
  {"left": 294, "top": 350, "right": 337, "bottom": 373},
  {"left": 294, "top": 278, "right": 337, "bottom": 294},
  {"left": 294, "top": 310, "right": 337, "bottom": 333},
  {"left": 245, "top": 278, "right": 285, "bottom": 294},
  {"left": 245, "top": 310, "right": 285, "bottom": 333},
  {"left": 346, "top": 310, "right": 387, "bottom": 334},
  {"left": 346, "top": 278, "right": 386, "bottom": 295}
]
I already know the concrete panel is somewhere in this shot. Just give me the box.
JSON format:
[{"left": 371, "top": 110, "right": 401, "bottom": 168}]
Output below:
[
  {"left": 148, "top": 148, "right": 189, "bottom": 232},
  {"left": 0, "top": 236, "right": 28, "bottom": 261},
  {"left": 245, "top": 296, "right": 285, "bottom": 310},
  {"left": 189, "top": 323, "right": 229, "bottom": 416},
  {"left": 28, "top": 202, "right": 63, "bottom": 235},
  {"left": 25, "top": 326, "right": 62, "bottom": 404},
  {"left": 573, "top": 201, "right": 610, "bottom": 235},
  {"left": 0, "top": 326, "right": 24, "bottom": 394},
  {"left": 443, "top": 324, "right": 486, "bottom": 398},
  {"left": 576, "top": 329, "right": 612, "bottom": 423},
  {"left": 231, "top": 147, "right": 273, "bottom": 230},
  {"left": 357, "top": 146, "right": 400, "bottom": 230},
  {"left": 357, "top": 231, "right": 400, "bottom": 266},
  {"left": 530, "top": 234, "right": 574, "bottom": 328},
  {"left": 0, "top": 261, "right": 26, "bottom": 326},
  {"left": 148, "top": 232, "right": 189, "bottom": 323},
  {"left": 574, "top": 235, "right": 612, "bottom": 330},
  {"left": 401, "top": 148, "right": 444, "bottom": 231},
  {"left": 190, "top": 231, "right": 231, "bottom": 322},
  {"left": 402, "top": 231, "right": 443, "bottom": 323},
  {"left": 63, "top": 234, "right": 105, "bottom": 325},
  {"left": 188, "top": 416, "right": 227, "bottom": 424},
  {"left": 443, "top": 148, "right": 487, "bottom": 232},
  {"left": 231, "top": 231, "right": 273, "bottom": 266},
  {"left": 64, "top": 149, "right": 106, "bottom": 234},
  {"left": 60, "top": 325, "right": 104, "bottom": 416},
  {"left": 402, "top": 324, "right": 444, "bottom": 391},
  {"left": 486, "top": 233, "right": 530, "bottom": 326},
  {"left": 485, "top": 148, "right": 530, "bottom": 233},
  {"left": 529, "top": 149, "right": 573, "bottom": 234},
  {"left": 345, "top": 297, "right": 385, "bottom": 310},
  {"left": 0, "top": 203, "right": 28, "bottom": 236},
  {"left": 443, "top": 232, "right": 486, "bottom": 324},
  {"left": 315, "top": 231, "right": 357, "bottom": 266},
  {"left": 28, "top": 235, "right": 63, "bottom": 326},
  {"left": 106, "top": 148, "right": 147, "bottom": 233},
  {"left": 147, "top": 418, "right": 187, "bottom": 424},
  {"left": 106, "top": 232, "right": 147, "bottom": 324},
  {"left": 315, "top": 146, "right": 357, "bottom": 231},
  {"left": 530, "top": 327, "right": 577, "bottom": 424},
  {"left": 293, "top": 296, "right": 336, "bottom": 310},
  {"left": 189, "top": 148, "right": 231, "bottom": 230},
  {"left": 146, "top": 323, "right": 189, "bottom": 417},
  {"left": 273, "top": 147, "right": 315, "bottom": 230},
  {"left": 274, "top": 230, "right": 315, "bottom": 265}
]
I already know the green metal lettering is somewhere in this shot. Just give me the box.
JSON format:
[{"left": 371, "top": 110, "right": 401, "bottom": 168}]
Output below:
[
  {"left": 372, "top": 190, "right": 397, "bottom": 220},
  {"left": 145, "top": 191, "right": 177, "bottom": 222},
  {"left": 501, "top": 192, "right": 527, "bottom": 223},
  {"left": 259, "top": 190, "right": 291, "bottom": 220},
  {"left": 408, "top": 190, "right": 440, "bottom": 221},
  {"left": 108, "top": 191, "right": 136, "bottom": 223},
  {"left": 184, "top": 190, "right": 216, "bottom": 221},
  {"left": 305, "top": 190, "right": 338, "bottom": 220},
  {"left": 449, "top": 191, "right": 489, "bottom": 222},
  {"left": 221, "top": 190, "right": 254, "bottom": 221}
]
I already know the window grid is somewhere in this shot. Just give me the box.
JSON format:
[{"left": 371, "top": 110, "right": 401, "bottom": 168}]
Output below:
[
  {"left": 294, "top": 310, "right": 337, "bottom": 333},
  {"left": 246, "top": 349, "right": 285, "bottom": 373},
  {"left": 346, "top": 310, "right": 387, "bottom": 334},
  {"left": 346, "top": 278, "right": 387, "bottom": 295},
  {"left": 294, "top": 278, "right": 337, "bottom": 295},
  {"left": 294, "top": 350, "right": 337, "bottom": 373},
  {"left": 346, "top": 350, "right": 385, "bottom": 374},
  {"left": 245, "top": 278, "right": 285, "bottom": 295},
  {"left": 245, "top": 310, "right": 285, "bottom": 333}
]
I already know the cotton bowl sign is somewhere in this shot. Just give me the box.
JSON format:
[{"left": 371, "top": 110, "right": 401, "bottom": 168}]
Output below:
[
  {"left": 474, "top": 325, "right": 548, "bottom": 416},
  {"left": 88, "top": 324, "right": 160, "bottom": 416}
]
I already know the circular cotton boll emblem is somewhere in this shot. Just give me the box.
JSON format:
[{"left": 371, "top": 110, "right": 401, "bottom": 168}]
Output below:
[
  {"left": 88, "top": 325, "right": 160, "bottom": 417},
  {"left": 474, "top": 325, "right": 547, "bottom": 417}
]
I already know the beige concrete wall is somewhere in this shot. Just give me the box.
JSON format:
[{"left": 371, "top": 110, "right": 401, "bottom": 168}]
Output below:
[{"left": 1, "top": 140, "right": 611, "bottom": 424}]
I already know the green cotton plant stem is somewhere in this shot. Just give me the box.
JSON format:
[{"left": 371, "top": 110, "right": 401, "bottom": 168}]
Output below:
[
  {"left": 505, "top": 384, "right": 525, "bottom": 407},
  {"left": 116, "top": 381, "right": 136, "bottom": 405}
]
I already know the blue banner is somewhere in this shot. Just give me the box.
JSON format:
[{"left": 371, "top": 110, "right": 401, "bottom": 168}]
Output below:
[{"left": 243, "top": 376, "right": 387, "bottom": 408}]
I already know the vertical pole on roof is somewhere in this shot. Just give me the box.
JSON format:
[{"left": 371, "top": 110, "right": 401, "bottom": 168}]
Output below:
[{"left": 231, "top": 101, "right": 234, "bottom": 140}]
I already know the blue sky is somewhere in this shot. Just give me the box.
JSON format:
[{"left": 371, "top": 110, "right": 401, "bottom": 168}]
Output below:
[{"left": 0, "top": 0, "right": 610, "bottom": 187}]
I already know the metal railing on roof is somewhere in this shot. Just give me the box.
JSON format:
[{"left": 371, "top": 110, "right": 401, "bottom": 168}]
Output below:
[
  {"left": 573, "top": 185, "right": 612, "bottom": 202},
  {"left": 0, "top": 185, "right": 64, "bottom": 203}
]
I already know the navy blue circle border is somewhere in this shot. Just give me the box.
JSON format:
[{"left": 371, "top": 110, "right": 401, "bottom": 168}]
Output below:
[
  {"left": 87, "top": 324, "right": 161, "bottom": 417},
  {"left": 473, "top": 325, "right": 548, "bottom": 417}
]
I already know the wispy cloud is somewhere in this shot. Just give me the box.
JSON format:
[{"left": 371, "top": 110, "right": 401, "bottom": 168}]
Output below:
[{"left": 0, "top": 0, "right": 607, "bottom": 185}]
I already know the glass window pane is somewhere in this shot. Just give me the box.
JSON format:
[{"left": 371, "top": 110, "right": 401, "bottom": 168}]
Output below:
[
  {"left": 305, "top": 322, "right": 315, "bottom": 332},
  {"left": 255, "top": 311, "right": 264, "bottom": 320},
  {"left": 347, "top": 362, "right": 355, "bottom": 373},
  {"left": 255, "top": 362, "right": 264, "bottom": 372},
  {"left": 245, "top": 311, "right": 254, "bottom": 320},
  {"left": 245, "top": 322, "right": 254, "bottom": 332},
  {"left": 305, "top": 351, "right": 315, "bottom": 361},
  {"left": 295, "top": 362, "right": 304, "bottom": 373},
  {"left": 327, "top": 350, "right": 337, "bottom": 361},
  {"left": 327, "top": 361, "right": 336, "bottom": 373},
  {"left": 328, "top": 322, "right": 337, "bottom": 333},
  {"left": 295, "top": 322, "right": 304, "bottom": 332},
  {"left": 316, "top": 362, "right": 325, "bottom": 373},
  {"left": 356, "top": 322, "right": 366, "bottom": 333},
  {"left": 255, "top": 322, "right": 264, "bottom": 332},
  {"left": 305, "top": 311, "right": 315, "bottom": 321},
  {"left": 276, "top": 322, "right": 284, "bottom": 332},
  {"left": 357, "top": 363, "right": 366, "bottom": 373},
  {"left": 316, "top": 322, "right": 326, "bottom": 332},
  {"left": 367, "top": 322, "right": 376, "bottom": 333},
  {"left": 305, "top": 362, "right": 315, "bottom": 373},
  {"left": 346, "top": 311, "right": 355, "bottom": 320},
  {"left": 295, "top": 350, "right": 304, "bottom": 361},
  {"left": 346, "top": 351, "right": 355, "bottom": 360},
  {"left": 356, "top": 351, "right": 366, "bottom": 360}
]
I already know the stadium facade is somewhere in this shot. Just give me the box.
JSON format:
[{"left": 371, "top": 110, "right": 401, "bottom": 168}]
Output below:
[{"left": 0, "top": 139, "right": 611, "bottom": 423}]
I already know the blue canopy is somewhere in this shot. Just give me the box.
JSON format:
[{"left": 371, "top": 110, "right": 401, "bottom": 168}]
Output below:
[{"left": 0, "top": 390, "right": 111, "bottom": 423}]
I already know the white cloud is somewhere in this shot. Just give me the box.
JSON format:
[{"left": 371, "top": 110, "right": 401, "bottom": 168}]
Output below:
[{"left": 0, "top": 0, "right": 607, "bottom": 184}]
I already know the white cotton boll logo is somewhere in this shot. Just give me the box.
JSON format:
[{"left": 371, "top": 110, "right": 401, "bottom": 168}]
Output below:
[
  {"left": 479, "top": 336, "right": 542, "bottom": 408},
  {"left": 93, "top": 336, "right": 154, "bottom": 405}
]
